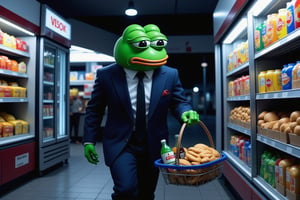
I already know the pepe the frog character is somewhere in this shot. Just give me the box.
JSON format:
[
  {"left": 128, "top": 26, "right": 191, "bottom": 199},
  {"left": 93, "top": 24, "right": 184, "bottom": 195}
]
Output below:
[{"left": 83, "top": 24, "right": 199, "bottom": 200}]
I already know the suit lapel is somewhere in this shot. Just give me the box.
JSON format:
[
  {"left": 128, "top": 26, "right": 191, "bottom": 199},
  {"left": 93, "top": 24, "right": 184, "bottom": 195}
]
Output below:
[
  {"left": 112, "top": 67, "right": 134, "bottom": 121},
  {"left": 148, "top": 68, "right": 166, "bottom": 119}
]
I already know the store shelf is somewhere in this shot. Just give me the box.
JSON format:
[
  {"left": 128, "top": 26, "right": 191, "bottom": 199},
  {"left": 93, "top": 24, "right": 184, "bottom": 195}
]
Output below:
[
  {"left": 43, "top": 116, "right": 53, "bottom": 120},
  {"left": 0, "top": 44, "right": 30, "bottom": 58},
  {"left": 227, "top": 95, "right": 250, "bottom": 101},
  {"left": 0, "top": 97, "right": 28, "bottom": 103},
  {"left": 257, "top": 135, "right": 300, "bottom": 158},
  {"left": 227, "top": 123, "right": 251, "bottom": 136},
  {"left": 223, "top": 151, "right": 252, "bottom": 179},
  {"left": 44, "top": 63, "right": 54, "bottom": 68},
  {"left": 255, "top": 28, "right": 300, "bottom": 59},
  {"left": 256, "top": 89, "right": 300, "bottom": 100},
  {"left": 70, "top": 80, "right": 94, "bottom": 86},
  {"left": 0, "top": 69, "right": 28, "bottom": 78},
  {"left": 253, "top": 176, "right": 287, "bottom": 200},
  {"left": 43, "top": 81, "right": 54, "bottom": 86},
  {"left": 226, "top": 62, "right": 249, "bottom": 77},
  {"left": 0, "top": 133, "right": 34, "bottom": 146}
]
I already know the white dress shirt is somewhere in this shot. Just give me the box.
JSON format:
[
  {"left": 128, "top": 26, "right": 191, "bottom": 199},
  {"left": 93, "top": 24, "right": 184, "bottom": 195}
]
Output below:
[{"left": 123, "top": 68, "right": 153, "bottom": 119}]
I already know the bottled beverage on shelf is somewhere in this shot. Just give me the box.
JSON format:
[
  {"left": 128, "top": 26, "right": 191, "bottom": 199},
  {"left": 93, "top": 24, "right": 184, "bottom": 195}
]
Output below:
[
  {"left": 267, "top": 14, "right": 278, "bottom": 45},
  {"left": 160, "top": 139, "right": 175, "bottom": 165},
  {"left": 258, "top": 71, "right": 266, "bottom": 93},
  {"left": 292, "top": 60, "right": 300, "bottom": 88},
  {"left": 273, "top": 69, "right": 282, "bottom": 91},
  {"left": 287, "top": 1, "right": 296, "bottom": 33},
  {"left": 261, "top": 21, "right": 268, "bottom": 47},
  {"left": 244, "top": 141, "right": 252, "bottom": 167},
  {"left": 255, "top": 23, "right": 264, "bottom": 51},
  {"left": 295, "top": 0, "right": 300, "bottom": 28},
  {"left": 282, "top": 63, "right": 294, "bottom": 90},
  {"left": 277, "top": 8, "right": 288, "bottom": 39},
  {"left": 286, "top": 164, "right": 300, "bottom": 195},
  {"left": 266, "top": 70, "right": 275, "bottom": 92}
]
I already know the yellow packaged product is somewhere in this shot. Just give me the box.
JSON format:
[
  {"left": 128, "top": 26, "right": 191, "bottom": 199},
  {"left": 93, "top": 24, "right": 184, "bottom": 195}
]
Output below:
[
  {"left": 277, "top": 9, "right": 287, "bottom": 39},
  {"left": 228, "top": 81, "right": 234, "bottom": 97},
  {"left": 267, "top": 14, "right": 278, "bottom": 45},
  {"left": 292, "top": 61, "right": 300, "bottom": 88},
  {"left": 0, "top": 112, "right": 15, "bottom": 121},
  {"left": 227, "top": 52, "right": 233, "bottom": 72},
  {"left": 273, "top": 69, "right": 282, "bottom": 91},
  {"left": 258, "top": 71, "right": 266, "bottom": 93},
  {"left": 9, "top": 120, "right": 22, "bottom": 135},
  {"left": 265, "top": 70, "right": 275, "bottom": 92},
  {"left": 11, "top": 86, "right": 21, "bottom": 97},
  {"left": 0, "top": 122, "right": 13, "bottom": 137},
  {"left": 18, "top": 62, "right": 27, "bottom": 73},
  {"left": 18, "top": 87, "right": 26, "bottom": 97},
  {"left": 18, "top": 120, "right": 29, "bottom": 133}
]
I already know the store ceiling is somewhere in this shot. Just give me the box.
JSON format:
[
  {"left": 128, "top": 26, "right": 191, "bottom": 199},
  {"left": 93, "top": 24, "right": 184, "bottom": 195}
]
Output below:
[
  {"left": 36, "top": 0, "right": 218, "bottom": 36},
  {"left": 35, "top": 0, "right": 218, "bottom": 88}
]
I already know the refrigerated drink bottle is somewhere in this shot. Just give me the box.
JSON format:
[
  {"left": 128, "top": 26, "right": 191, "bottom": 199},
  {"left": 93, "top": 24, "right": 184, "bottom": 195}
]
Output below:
[{"left": 160, "top": 139, "right": 175, "bottom": 164}]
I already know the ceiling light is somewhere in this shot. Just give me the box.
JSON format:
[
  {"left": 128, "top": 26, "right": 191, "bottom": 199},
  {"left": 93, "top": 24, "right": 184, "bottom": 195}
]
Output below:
[
  {"left": 249, "top": 0, "right": 273, "bottom": 17},
  {"left": 125, "top": 1, "right": 138, "bottom": 16},
  {"left": 223, "top": 18, "right": 247, "bottom": 44}
]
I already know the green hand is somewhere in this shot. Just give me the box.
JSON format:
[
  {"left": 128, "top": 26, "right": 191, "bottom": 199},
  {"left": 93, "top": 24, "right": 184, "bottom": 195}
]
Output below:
[
  {"left": 181, "top": 110, "right": 200, "bottom": 125},
  {"left": 84, "top": 144, "right": 99, "bottom": 165}
]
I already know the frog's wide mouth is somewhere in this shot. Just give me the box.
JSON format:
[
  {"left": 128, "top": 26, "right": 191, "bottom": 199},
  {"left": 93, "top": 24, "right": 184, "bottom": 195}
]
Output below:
[{"left": 130, "top": 55, "right": 168, "bottom": 66}]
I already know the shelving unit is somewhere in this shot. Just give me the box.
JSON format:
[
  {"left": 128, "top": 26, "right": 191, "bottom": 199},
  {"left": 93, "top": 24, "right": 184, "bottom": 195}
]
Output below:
[
  {"left": 215, "top": 0, "right": 300, "bottom": 199},
  {"left": 0, "top": 14, "right": 37, "bottom": 186}
]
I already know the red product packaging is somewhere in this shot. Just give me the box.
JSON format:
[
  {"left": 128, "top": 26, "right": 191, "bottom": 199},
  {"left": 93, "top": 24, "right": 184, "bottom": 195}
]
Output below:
[{"left": 16, "top": 38, "right": 28, "bottom": 52}]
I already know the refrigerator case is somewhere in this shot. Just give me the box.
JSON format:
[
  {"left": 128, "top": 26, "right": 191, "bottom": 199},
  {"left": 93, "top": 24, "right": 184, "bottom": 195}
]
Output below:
[
  {"left": 38, "top": 38, "right": 69, "bottom": 173},
  {"left": 214, "top": 1, "right": 300, "bottom": 200},
  {"left": 0, "top": 7, "right": 38, "bottom": 186}
]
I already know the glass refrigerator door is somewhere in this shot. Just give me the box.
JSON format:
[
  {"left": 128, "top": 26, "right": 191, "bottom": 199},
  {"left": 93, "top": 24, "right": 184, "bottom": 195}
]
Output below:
[
  {"left": 42, "top": 45, "right": 55, "bottom": 142},
  {"left": 56, "top": 49, "right": 68, "bottom": 140},
  {"left": 41, "top": 40, "right": 69, "bottom": 144}
]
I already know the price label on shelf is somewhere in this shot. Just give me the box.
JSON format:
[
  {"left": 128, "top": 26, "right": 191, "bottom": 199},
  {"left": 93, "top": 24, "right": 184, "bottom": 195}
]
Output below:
[
  {"left": 286, "top": 146, "right": 292, "bottom": 154},
  {"left": 282, "top": 92, "right": 288, "bottom": 98}
]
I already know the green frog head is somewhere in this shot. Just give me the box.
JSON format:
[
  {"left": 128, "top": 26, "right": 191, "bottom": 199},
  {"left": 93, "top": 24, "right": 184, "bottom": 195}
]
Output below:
[{"left": 113, "top": 24, "right": 168, "bottom": 71}]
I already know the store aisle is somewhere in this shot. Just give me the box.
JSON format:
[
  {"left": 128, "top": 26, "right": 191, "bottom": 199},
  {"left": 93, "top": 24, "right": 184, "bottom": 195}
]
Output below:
[{"left": 1, "top": 115, "right": 237, "bottom": 200}]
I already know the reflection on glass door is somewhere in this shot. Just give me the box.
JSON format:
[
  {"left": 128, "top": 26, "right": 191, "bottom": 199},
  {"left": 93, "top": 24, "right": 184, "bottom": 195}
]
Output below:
[
  {"left": 42, "top": 46, "right": 55, "bottom": 142},
  {"left": 56, "top": 49, "right": 67, "bottom": 138}
]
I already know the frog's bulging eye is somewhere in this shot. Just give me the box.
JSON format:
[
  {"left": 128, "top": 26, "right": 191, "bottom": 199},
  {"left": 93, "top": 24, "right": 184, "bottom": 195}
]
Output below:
[
  {"left": 151, "top": 39, "right": 168, "bottom": 47},
  {"left": 132, "top": 40, "right": 150, "bottom": 48}
]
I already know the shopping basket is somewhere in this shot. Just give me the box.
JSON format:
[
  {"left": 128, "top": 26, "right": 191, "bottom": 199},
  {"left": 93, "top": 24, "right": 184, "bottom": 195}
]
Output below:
[{"left": 154, "top": 121, "right": 227, "bottom": 186}]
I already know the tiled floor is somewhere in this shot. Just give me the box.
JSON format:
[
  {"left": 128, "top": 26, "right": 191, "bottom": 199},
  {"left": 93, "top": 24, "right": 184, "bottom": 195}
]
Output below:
[{"left": 0, "top": 115, "right": 238, "bottom": 200}]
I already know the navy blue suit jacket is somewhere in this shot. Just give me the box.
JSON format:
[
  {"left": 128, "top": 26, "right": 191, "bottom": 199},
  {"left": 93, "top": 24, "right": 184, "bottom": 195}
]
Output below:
[{"left": 83, "top": 64, "right": 192, "bottom": 166}]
